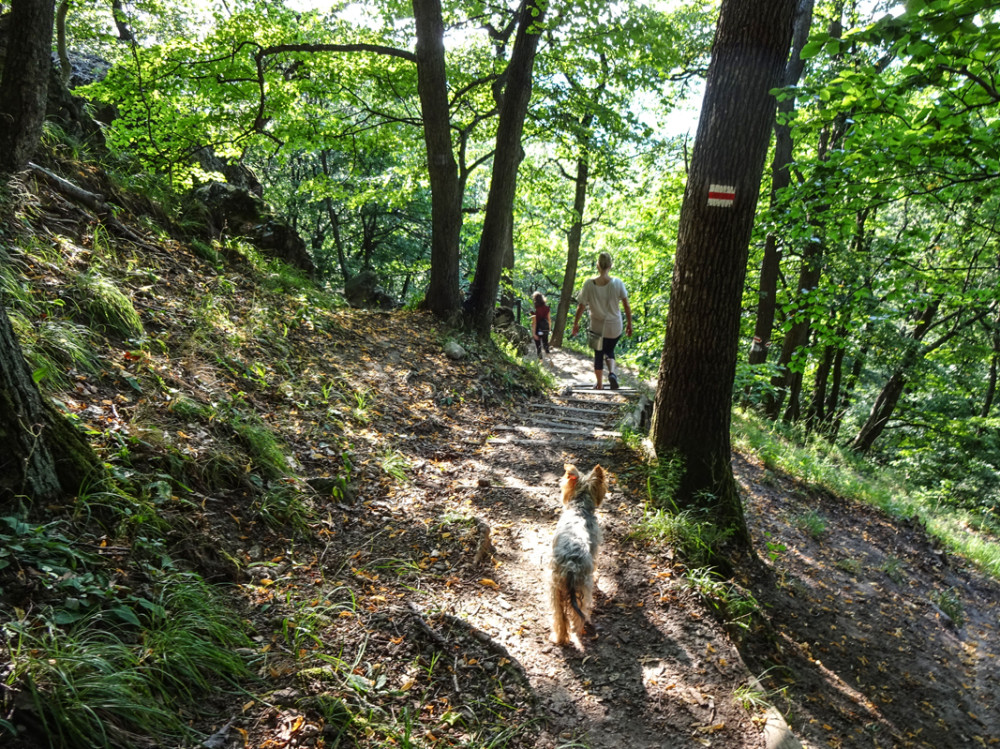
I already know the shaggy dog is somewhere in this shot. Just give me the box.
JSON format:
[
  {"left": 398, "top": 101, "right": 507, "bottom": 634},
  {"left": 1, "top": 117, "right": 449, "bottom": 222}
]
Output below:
[{"left": 549, "top": 463, "right": 607, "bottom": 646}]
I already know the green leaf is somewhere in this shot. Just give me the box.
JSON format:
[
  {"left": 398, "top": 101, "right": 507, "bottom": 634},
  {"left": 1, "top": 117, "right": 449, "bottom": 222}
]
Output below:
[
  {"left": 110, "top": 605, "right": 143, "bottom": 627},
  {"left": 800, "top": 39, "right": 826, "bottom": 59}
]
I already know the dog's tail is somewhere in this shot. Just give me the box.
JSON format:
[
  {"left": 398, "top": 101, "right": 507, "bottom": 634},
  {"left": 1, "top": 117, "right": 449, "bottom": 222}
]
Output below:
[{"left": 567, "top": 579, "right": 586, "bottom": 625}]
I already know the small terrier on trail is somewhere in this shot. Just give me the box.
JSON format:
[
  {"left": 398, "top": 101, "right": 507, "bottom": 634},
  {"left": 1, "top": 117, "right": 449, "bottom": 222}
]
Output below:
[{"left": 549, "top": 463, "right": 607, "bottom": 646}]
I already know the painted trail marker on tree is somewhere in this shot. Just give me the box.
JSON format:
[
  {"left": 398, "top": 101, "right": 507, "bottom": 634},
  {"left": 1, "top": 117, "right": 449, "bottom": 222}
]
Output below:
[{"left": 707, "top": 184, "right": 735, "bottom": 207}]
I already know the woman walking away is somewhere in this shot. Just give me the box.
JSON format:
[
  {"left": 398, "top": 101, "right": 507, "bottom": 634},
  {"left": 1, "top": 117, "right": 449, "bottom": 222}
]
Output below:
[
  {"left": 570, "top": 252, "right": 633, "bottom": 389},
  {"left": 531, "top": 291, "right": 551, "bottom": 362}
]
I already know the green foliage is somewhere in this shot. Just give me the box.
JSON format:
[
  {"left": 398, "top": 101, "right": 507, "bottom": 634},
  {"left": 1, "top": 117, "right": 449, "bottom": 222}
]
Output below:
[
  {"left": 930, "top": 587, "right": 964, "bottom": 628},
  {"left": 880, "top": 556, "right": 906, "bottom": 584},
  {"left": 2, "top": 572, "right": 249, "bottom": 749},
  {"left": 683, "top": 567, "right": 762, "bottom": 632},
  {"left": 631, "top": 456, "right": 734, "bottom": 568},
  {"left": 13, "top": 315, "right": 100, "bottom": 389},
  {"left": 73, "top": 272, "right": 145, "bottom": 341},
  {"left": 793, "top": 510, "right": 828, "bottom": 540},
  {"left": 633, "top": 508, "right": 732, "bottom": 569},
  {"left": 734, "top": 675, "right": 780, "bottom": 714},
  {"left": 733, "top": 408, "right": 1000, "bottom": 579},
  {"left": 254, "top": 484, "right": 314, "bottom": 532},
  {"left": 280, "top": 587, "right": 357, "bottom": 654},
  {"left": 379, "top": 450, "right": 411, "bottom": 483},
  {"left": 0, "top": 516, "right": 109, "bottom": 623},
  {"left": 231, "top": 416, "right": 293, "bottom": 481},
  {"left": 644, "top": 456, "right": 683, "bottom": 509}
]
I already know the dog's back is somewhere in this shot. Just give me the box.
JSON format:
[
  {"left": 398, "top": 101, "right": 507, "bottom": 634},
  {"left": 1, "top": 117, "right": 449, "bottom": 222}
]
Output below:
[
  {"left": 550, "top": 465, "right": 605, "bottom": 645},
  {"left": 552, "top": 500, "right": 601, "bottom": 572}
]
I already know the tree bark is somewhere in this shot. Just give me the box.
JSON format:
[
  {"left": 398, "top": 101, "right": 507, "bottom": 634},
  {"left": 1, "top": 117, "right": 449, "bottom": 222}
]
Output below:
[
  {"left": 412, "top": 0, "right": 463, "bottom": 318},
  {"left": 747, "top": 0, "right": 814, "bottom": 366},
  {"left": 0, "top": 0, "right": 55, "bottom": 172},
  {"left": 465, "top": 0, "right": 547, "bottom": 338},
  {"left": 849, "top": 370, "right": 907, "bottom": 455},
  {"left": 805, "top": 342, "right": 834, "bottom": 429},
  {"left": 56, "top": 0, "right": 71, "bottom": 84},
  {"left": 650, "top": 0, "right": 796, "bottom": 558},
  {"left": 0, "top": 297, "right": 96, "bottom": 506}
]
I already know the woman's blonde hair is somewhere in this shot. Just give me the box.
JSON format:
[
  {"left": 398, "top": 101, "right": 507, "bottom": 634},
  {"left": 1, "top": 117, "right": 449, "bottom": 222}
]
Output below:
[{"left": 597, "top": 252, "right": 613, "bottom": 272}]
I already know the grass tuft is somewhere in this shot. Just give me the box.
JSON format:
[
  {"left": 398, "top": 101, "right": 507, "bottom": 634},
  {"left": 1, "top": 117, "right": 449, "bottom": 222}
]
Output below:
[{"left": 74, "top": 271, "right": 145, "bottom": 340}]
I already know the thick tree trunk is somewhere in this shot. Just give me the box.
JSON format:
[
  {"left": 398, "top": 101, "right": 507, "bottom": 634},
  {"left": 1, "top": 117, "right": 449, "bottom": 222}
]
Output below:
[
  {"left": 500, "top": 220, "right": 515, "bottom": 308},
  {"left": 0, "top": 298, "right": 96, "bottom": 505},
  {"left": 551, "top": 154, "right": 590, "bottom": 348},
  {"left": 748, "top": 0, "right": 814, "bottom": 366},
  {"left": 465, "top": 0, "right": 546, "bottom": 338},
  {"left": 412, "top": 0, "right": 463, "bottom": 318},
  {"left": 0, "top": 0, "right": 56, "bottom": 172},
  {"left": 651, "top": 0, "right": 796, "bottom": 558}
]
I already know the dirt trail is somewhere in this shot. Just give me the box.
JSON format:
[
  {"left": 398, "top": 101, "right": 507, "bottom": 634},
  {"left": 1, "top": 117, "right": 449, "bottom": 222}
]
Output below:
[
  {"left": 445, "top": 348, "right": 767, "bottom": 748},
  {"left": 238, "top": 322, "right": 1000, "bottom": 749}
]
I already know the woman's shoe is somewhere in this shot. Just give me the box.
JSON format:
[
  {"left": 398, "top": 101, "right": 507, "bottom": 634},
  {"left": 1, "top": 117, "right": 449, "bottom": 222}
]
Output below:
[{"left": 608, "top": 372, "right": 619, "bottom": 390}]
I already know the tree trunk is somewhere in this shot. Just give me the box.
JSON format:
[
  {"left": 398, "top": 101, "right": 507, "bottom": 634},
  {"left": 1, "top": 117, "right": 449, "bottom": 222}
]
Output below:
[
  {"left": 110, "top": 0, "right": 135, "bottom": 43},
  {"left": 465, "top": 0, "right": 547, "bottom": 338},
  {"left": 650, "top": 0, "right": 797, "bottom": 559},
  {"left": 831, "top": 339, "right": 867, "bottom": 440},
  {"left": 767, "top": 238, "right": 824, "bottom": 420},
  {"left": 848, "top": 298, "right": 941, "bottom": 454},
  {"left": 805, "top": 343, "right": 833, "bottom": 429},
  {"left": 820, "top": 341, "right": 845, "bottom": 433},
  {"left": 56, "top": 0, "right": 71, "bottom": 84},
  {"left": 551, "top": 154, "right": 590, "bottom": 348},
  {"left": 500, "top": 220, "right": 515, "bottom": 308},
  {"left": 0, "top": 0, "right": 56, "bottom": 173},
  {"left": 849, "top": 370, "right": 907, "bottom": 455},
  {"left": 982, "top": 315, "right": 1000, "bottom": 418},
  {"left": 747, "top": 0, "right": 814, "bottom": 366},
  {"left": 412, "top": 0, "right": 463, "bottom": 318},
  {"left": 0, "top": 298, "right": 96, "bottom": 506}
]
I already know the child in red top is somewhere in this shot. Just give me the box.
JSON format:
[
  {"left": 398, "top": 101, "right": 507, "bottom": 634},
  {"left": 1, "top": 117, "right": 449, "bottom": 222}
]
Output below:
[{"left": 531, "top": 291, "right": 551, "bottom": 361}]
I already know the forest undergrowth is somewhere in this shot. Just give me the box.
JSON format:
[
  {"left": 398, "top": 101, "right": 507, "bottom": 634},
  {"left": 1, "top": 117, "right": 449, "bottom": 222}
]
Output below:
[{"left": 1, "top": 147, "right": 999, "bottom": 749}]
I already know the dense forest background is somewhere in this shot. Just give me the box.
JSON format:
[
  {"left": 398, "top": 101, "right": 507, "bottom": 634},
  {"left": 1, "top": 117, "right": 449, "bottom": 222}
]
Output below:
[
  {"left": 2, "top": 0, "right": 1000, "bottom": 746},
  {"left": 42, "top": 0, "right": 1000, "bottom": 528}
]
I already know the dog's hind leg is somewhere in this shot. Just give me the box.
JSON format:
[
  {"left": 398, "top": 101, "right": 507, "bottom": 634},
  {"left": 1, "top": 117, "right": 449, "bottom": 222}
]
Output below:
[
  {"left": 580, "top": 576, "right": 594, "bottom": 626},
  {"left": 550, "top": 577, "right": 570, "bottom": 644},
  {"left": 567, "top": 580, "right": 589, "bottom": 640}
]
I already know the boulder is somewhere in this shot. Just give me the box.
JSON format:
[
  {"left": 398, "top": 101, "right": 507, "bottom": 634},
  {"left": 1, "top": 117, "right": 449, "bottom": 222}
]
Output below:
[
  {"left": 444, "top": 341, "right": 467, "bottom": 360},
  {"left": 189, "top": 181, "right": 316, "bottom": 276},
  {"left": 344, "top": 270, "right": 395, "bottom": 309}
]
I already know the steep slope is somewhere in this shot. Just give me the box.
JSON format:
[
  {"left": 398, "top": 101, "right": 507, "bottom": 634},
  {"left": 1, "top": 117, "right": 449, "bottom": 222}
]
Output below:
[{"left": 1, "top": 150, "right": 998, "bottom": 749}]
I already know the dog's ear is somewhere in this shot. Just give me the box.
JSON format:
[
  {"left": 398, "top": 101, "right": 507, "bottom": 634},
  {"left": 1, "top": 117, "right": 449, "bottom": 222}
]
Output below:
[
  {"left": 561, "top": 464, "right": 580, "bottom": 505},
  {"left": 588, "top": 465, "right": 607, "bottom": 506}
]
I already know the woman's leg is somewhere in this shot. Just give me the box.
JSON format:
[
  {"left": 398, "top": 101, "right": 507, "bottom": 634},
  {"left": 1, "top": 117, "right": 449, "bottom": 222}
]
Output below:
[
  {"left": 603, "top": 337, "right": 621, "bottom": 388},
  {"left": 593, "top": 348, "right": 604, "bottom": 389}
]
